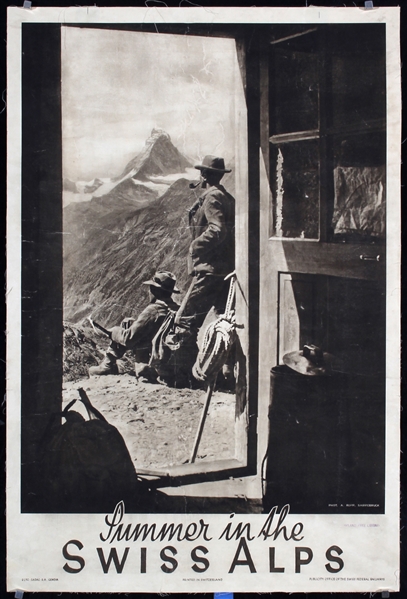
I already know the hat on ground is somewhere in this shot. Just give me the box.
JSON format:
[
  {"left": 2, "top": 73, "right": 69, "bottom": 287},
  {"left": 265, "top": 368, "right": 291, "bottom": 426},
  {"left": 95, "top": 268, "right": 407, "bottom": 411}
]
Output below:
[
  {"left": 194, "top": 155, "right": 232, "bottom": 173},
  {"left": 142, "top": 271, "right": 180, "bottom": 293},
  {"left": 283, "top": 344, "right": 334, "bottom": 376}
]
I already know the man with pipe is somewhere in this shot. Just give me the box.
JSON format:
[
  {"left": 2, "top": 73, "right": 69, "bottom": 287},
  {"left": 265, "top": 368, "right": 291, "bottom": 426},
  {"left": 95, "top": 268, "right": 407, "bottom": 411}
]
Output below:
[
  {"left": 184, "top": 155, "right": 235, "bottom": 328},
  {"left": 176, "top": 155, "right": 236, "bottom": 388}
]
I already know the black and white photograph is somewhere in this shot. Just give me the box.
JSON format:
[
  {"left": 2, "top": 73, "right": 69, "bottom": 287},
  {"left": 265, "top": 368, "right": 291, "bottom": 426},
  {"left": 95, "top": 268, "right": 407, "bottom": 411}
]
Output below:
[{"left": 6, "top": 6, "right": 401, "bottom": 594}]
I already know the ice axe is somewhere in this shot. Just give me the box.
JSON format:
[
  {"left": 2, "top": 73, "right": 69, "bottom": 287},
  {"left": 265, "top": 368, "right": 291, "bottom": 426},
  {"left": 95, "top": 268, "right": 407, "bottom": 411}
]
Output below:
[
  {"left": 87, "top": 315, "right": 111, "bottom": 338},
  {"left": 189, "top": 271, "right": 237, "bottom": 463},
  {"left": 189, "top": 377, "right": 216, "bottom": 463}
]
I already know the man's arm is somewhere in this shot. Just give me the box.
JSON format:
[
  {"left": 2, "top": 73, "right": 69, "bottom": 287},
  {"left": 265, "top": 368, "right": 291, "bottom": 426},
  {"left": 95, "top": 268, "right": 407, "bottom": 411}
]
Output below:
[
  {"left": 110, "top": 304, "right": 161, "bottom": 349},
  {"left": 190, "top": 194, "right": 227, "bottom": 258}
]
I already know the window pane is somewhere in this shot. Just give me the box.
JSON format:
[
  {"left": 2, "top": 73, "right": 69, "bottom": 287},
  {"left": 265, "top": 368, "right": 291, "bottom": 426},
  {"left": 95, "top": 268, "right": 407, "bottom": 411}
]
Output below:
[
  {"left": 333, "top": 131, "right": 386, "bottom": 168},
  {"left": 330, "top": 132, "right": 386, "bottom": 242},
  {"left": 270, "top": 140, "right": 320, "bottom": 239},
  {"left": 329, "top": 25, "right": 386, "bottom": 130},
  {"left": 332, "top": 166, "right": 385, "bottom": 241},
  {"left": 271, "top": 35, "right": 319, "bottom": 135}
]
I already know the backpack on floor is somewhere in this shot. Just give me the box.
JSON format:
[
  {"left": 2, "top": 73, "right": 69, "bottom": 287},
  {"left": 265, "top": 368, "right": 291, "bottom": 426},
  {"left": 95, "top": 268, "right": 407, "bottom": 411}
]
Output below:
[{"left": 41, "top": 389, "right": 138, "bottom": 513}]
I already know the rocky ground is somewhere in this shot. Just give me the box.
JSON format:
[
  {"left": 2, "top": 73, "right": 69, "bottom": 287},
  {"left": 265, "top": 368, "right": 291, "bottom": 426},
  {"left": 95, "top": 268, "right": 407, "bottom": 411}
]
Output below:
[
  {"left": 63, "top": 323, "right": 236, "bottom": 471},
  {"left": 63, "top": 375, "right": 235, "bottom": 471}
]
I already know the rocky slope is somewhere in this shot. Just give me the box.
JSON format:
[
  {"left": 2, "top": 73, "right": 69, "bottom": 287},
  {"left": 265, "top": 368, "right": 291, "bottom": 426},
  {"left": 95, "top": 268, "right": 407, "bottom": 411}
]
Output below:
[
  {"left": 63, "top": 182, "right": 159, "bottom": 283},
  {"left": 63, "top": 177, "right": 198, "bottom": 325},
  {"left": 63, "top": 322, "right": 136, "bottom": 381}
]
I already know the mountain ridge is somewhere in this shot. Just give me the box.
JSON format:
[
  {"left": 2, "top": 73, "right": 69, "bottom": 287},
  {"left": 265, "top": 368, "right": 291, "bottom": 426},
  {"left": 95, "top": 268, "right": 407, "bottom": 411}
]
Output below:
[
  {"left": 63, "top": 177, "right": 197, "bottom": 324},
  {"left": 115, "top": 128, "right": 192, "bottom": 182}
]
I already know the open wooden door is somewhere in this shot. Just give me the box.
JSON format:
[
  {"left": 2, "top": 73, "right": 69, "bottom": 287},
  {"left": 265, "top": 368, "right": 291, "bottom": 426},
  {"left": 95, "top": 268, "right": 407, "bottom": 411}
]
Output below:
[{"left": 258, "top": 24, "right": 386, "bottom": 514}]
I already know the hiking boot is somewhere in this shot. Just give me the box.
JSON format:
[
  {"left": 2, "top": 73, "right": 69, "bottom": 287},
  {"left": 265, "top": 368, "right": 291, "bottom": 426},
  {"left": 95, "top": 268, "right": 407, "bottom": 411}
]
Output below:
[{"left": 89, "top": 354, "right": 119, "bottom": 376}]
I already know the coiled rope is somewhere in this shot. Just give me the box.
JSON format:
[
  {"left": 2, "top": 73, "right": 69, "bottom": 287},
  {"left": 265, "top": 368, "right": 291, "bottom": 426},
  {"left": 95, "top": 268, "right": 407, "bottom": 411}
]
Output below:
[{"left": 192, "top": 273, "right": 236, "bottom": 382}]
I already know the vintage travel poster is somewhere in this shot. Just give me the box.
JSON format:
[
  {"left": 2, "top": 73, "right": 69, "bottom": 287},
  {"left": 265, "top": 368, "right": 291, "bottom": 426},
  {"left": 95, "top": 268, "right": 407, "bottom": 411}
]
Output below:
[{"left": 6, "top": 6, "right": 401, "bottom": 594}]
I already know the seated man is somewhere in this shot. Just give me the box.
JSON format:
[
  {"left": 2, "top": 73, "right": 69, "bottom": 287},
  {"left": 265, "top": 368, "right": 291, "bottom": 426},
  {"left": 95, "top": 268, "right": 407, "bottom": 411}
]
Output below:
[{"left": 89, "top": 271, "right": 180, "bottom": 378}]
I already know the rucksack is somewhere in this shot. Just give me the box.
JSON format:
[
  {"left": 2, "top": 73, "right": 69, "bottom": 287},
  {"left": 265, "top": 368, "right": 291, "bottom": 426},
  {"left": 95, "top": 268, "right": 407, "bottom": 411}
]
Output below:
[
  {"left": 149, "top": 310, "right": 194, "bottom": 374},
  {"left": 41, "top": 389, "right": 139, "bottom": 513}
]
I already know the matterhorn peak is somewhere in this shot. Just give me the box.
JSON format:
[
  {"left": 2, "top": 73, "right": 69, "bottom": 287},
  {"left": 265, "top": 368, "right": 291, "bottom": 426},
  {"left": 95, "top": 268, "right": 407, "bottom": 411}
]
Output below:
[
  {"left": 148, "top": 128, "right": 171, "bottom": 142},
  {"left": 117, "top": 129, "right": 192, "bottom": 182}
]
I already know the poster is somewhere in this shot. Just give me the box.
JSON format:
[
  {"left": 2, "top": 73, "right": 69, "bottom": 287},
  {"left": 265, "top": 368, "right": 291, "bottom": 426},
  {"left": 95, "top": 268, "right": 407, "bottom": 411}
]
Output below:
[{"left": 6, "top": 6, "right": 401, "bottom": 594}]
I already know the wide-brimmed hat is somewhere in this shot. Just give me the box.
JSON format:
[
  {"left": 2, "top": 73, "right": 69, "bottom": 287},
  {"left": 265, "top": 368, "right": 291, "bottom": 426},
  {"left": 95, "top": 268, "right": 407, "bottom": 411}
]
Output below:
[
  {"left": 194, "top": 155, "right": 231, "bottom": 173},
  {"left": 283, "top": 344, "right": 334, "bottom": 376},
  {"left": 142, "top": 271, "right": 180, "bottom": 293}
]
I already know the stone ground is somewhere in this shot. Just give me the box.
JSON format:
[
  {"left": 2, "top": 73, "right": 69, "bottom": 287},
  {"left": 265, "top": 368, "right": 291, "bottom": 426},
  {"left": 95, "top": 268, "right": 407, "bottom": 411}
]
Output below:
[{"left": 62, "top": 372, "right": 236, "bottom": 471}]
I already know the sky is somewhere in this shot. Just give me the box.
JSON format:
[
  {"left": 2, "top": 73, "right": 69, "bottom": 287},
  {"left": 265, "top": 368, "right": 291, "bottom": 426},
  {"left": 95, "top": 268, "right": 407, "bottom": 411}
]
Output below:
[{"left": 61, "top": 27, "right": 239, "bottom": 181}]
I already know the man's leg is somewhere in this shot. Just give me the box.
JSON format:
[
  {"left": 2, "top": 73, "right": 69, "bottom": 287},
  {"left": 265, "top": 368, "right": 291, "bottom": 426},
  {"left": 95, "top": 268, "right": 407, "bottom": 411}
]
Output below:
[
  {"left": 183, "top": 274, "right": 228, "bottom": 329},
  {"left": 172, "top": 274, "right": 229, "bottom": 386},
  {"left": 89, "top": 342, "right": 125, "bottom": 376}
]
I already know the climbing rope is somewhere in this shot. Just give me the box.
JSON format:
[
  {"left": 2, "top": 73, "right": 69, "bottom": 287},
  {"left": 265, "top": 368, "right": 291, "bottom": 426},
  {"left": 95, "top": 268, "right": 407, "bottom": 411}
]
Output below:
[{"left": 192, "top": 273, "right": 236, "bottom": 382}]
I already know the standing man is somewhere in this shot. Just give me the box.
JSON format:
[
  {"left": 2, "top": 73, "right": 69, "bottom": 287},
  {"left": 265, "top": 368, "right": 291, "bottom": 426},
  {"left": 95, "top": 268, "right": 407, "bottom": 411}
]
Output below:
[
  {"left": 89, "top": 271, "right": 180, "bottom": 378},
  {"left": 183, "top": 155, "right": 235, "bottom": 328}
]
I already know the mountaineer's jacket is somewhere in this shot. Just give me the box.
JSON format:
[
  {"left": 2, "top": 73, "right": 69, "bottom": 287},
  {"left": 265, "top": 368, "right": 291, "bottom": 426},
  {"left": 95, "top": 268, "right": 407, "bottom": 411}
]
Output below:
[
  {"left": 187, "top": 184, "right": 235, "bottom": 276},
  {"left": 110, "top": 297, "right": 179, "bottom": 350}
]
